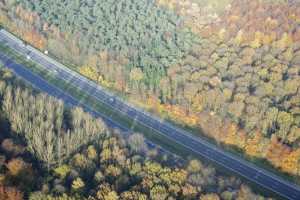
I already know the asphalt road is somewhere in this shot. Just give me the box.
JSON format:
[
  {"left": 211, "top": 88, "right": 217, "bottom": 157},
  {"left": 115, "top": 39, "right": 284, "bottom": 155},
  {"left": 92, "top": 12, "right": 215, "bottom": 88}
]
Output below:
[{"left": 0, "top": 29, "right": 300, "bottom": 200}]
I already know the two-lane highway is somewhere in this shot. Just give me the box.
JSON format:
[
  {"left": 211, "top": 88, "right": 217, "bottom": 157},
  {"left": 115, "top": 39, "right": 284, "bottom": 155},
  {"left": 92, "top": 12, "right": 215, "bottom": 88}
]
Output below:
[{"left": 1, "top": 29, "right": 300, "bottom": 199}]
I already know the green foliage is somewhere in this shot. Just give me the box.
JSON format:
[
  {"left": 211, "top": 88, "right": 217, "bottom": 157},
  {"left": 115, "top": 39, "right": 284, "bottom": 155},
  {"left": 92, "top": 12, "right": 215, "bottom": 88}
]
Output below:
[
  {"left": 0, "top": 70, "right": 107, "bottom": 169},
  {"left": 0, "top": 69, "right": 268, "bottom": 199},
  {"left": 17, "top": 0, "right": 193, "bottom": 90},
  {"left": 1, "top": 0, "right": 300, "bottom": 196},
  {"left": 54, "top": 165, "right": 71, "bottom": 179}
]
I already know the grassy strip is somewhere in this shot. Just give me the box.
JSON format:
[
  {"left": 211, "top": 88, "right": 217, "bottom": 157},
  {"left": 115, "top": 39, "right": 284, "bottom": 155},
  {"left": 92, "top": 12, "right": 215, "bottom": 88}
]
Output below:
[
  {"left": 0, "top": 42, "right": 188, "bottom": 153},
  {"left": 0, "top": 42, "right": 296, "bottom": 198},
  {"left": 66, "top": 52, "right": 299, "bottom": 185},
  {"left": 163, "top": 114, "right": 299, "bottom": 185}
]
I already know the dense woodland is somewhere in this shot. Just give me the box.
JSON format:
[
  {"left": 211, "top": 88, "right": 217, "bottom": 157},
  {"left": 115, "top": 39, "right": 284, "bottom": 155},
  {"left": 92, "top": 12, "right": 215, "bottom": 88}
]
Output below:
[
  {"left": 0, "top": 67, "right": 270, "bottom": 199},
  {"left": 0, "top": 0, "right": 300, "bottom": 184}
]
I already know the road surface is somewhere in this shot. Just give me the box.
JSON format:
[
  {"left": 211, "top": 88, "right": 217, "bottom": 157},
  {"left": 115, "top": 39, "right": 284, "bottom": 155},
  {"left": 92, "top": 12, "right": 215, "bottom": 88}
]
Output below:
[{"left": 0, "top": 29, "right": 300, "bottom": 200}]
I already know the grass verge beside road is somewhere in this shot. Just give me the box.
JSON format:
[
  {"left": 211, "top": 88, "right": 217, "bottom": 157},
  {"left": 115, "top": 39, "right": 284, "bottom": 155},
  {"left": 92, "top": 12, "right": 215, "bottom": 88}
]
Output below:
[
  {"left": 0, "top": 41, "right": 297, "bottom": 199},
  {"left": 0, "top": 41, "right": 191, "bottom": 159}
]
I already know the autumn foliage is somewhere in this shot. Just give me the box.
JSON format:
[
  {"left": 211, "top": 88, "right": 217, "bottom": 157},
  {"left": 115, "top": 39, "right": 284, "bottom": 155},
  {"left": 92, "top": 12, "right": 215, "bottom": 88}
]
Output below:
[
  {"left": 1, "top": 0, "right": 300, "bottom": 180},
  {"left": 0, "top": 186, "right": 23, "bottom": 200}
]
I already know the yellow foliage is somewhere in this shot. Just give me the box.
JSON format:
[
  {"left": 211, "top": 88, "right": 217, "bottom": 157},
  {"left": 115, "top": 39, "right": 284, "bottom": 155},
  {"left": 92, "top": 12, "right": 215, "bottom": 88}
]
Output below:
[
  {"left": 156, "top": 0, "right": 177, "bottom": 10},
  {"left": 0, "top": 13, "right": 10, "bottom": 27},
  {"left": 288, "top": 13, "right": 300, "bottom": 23},
  {"left": 0, "top": 174, "right": 5, "bottom": 184},
  {"left": 281, "top": 149, "right": 300, "bottom": 175},
  {"left": 262, "top": 34, "right": 273, "bottom": 45},
  {"left": 169, "top": 169, "right": 187, "bottom": 184},
  {"left": 142, "top": 97, "right": 201, "bottom": 126},
  {"left": 200, "top": 193, "right": 220, "bottom": 200},
  {"left": 276, "top": 32, "right": 293, "bottom": 50},
  {"left": 105, "top": 165, "right": 121, "bottom": 177},
  {"left": 79, "top": 66, "right": 98, "bottom": 81},
  {"left": 282, "top": 48, "right": 294, "bottom": 62},
  {"left": 147, "top": 97, "right": 163, "bottom": 113},
  {"left": 99, "top": 76, "right": 113, "bottom": 88},
  {"left": 54, "top": 165, "right": 71, "bottom": 179},
  {"left": 103, "top": 191, "right": 119, "bottom": 200},
  {"left": 79, "top": 66, "right": 113, "bottom": 88},
  {"left": 87, "top": 145, "right": 97, "bottom": 160},
  {"left": 182, "top": 183, "right": 197, "bottom": 197},
  {"left": 100, "top": 148, "right": 111, "bottom": 162},
  {"left": 287, "top": 127, "right": 300, "bottom": 144},
  {"left": 163, "top": 104, "right": 199, "bottom": 126},
  {"left": 192, "top": 94, "right": 205, "bottom": 113},
  {"left": 71, "top": 177, "right": 85, "bottom": 190},
  {"left": 222, "top": 123, "right": 246, "bottom": 149},
  {"left": 144, "top": 161, "right": 162, "bottom": 175},
  {"left": 121, "top": 191, "right": 147, "bottom": 200},
  {"left": 265, "top": 17, "right": 278, "bottom": 29},
  {"left": 218, "top": 28, "right": 226, "bottom": 40},
  {"left": 257, "top": 68, "right": 268, "bottom": 79},
  {"left": 250, "top": 31, "right": 263, "bottom": 49},
  {"left": 130, "top": 68, "right": 144, "bottom": 82},
  {"left": 234, "top": 30, "right": 244, "bottom": 45},
  {"left": 222, "top": 89, "right": 232, "bottom": 102},
  {"left": 245, "top": 132, "right": 263, "bottom": 157}
]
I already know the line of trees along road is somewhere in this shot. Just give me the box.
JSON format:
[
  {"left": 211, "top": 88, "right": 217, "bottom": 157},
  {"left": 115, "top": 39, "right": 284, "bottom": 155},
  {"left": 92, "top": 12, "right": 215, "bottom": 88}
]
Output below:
[
  {"left": 0, "top": 68, "right": 271, "bottom": 199},
  {"left": 0, "top": 68, "right": 107, "bottom": 170},
  {"left": 0, "top": 0, "right": 299, "bottom": 180}
]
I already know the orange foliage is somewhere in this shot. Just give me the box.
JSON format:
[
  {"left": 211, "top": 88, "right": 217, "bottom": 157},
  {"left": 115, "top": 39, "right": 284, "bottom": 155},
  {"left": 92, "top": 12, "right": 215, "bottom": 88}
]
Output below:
[
  {"left": 245, "top": 132, "right": 264, "bottom": 158},
  {"left": 223, "top": 123, "right": 246, "bottom": 149},
  {"left": 13, "top": 5, "right": 46, "bottom": 49},
  {"left": 281, "top": 149, "right": 300, "bottom": 175},
  {"left": 0, "top": 186, "right": 23, "bottom": 200},
  {"left": 163, "top": 104, "right": 199, "bottom": 126},
  {"left": 223, "top": 123, "right": 238, "bottom": 145},
  {"left": 262, "top": 32, "right": 276, "bottom": 45},
  {"left": 197, "top": 112, "right": 223, "bottom": 141},
  {"left": 20, "top": 29, "right": 46, "bottom": 49},
  {"left": 2, "top": 0, "right": 300, "bottom": 178},
  {"left": 114, "top": 68, "right": 126, "bottom": 92},
  {"left": 147, "top": 96, "right": 163, "bottom": 113},
  {"left": 266, "top": 135, "right": 291, "bottom": 169},
  {"left": 266, "top": 135, "right": 300, "bottom": 175},
  {"left": 143, "top": 97, "right": 200, "bottom": 127},
  {"left": 178, "top": 0, "right": 300, "bottom": 44},
  {"left": 6, "top": 158, "right": 27, "bottom": 176},
  {"left": 15, "top": 5, "right": 37, "bottom": 25}
]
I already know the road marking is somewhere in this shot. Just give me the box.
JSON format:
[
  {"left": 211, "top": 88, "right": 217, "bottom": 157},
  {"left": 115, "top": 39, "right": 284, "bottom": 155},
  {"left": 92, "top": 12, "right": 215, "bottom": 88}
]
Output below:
[{"left": 1, "top": 30, "right": 300, "bottom": 200}]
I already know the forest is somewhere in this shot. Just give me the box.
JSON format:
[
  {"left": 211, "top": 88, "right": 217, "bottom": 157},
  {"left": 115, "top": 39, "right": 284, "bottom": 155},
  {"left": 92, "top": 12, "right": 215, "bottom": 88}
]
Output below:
[
  {"left": 0, "top": 67, "right": 271, "bottom": 199},
  {"left": 0, "top": 0, "right": 299, "bottom": 185}
]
